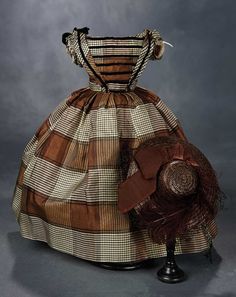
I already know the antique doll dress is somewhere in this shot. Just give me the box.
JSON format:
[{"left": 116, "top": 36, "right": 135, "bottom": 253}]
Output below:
[{"left": 11, "top": 27, "right": 217, "bottom": 263}]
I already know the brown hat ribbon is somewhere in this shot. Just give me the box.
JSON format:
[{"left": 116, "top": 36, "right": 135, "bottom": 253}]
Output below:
[{"left": 118, "top": 142, "right": 199, "bottom": 213}]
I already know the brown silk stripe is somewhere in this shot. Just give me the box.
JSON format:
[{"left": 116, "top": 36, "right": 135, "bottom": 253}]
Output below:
[
  {"left": 18, "top": 211, "right": 218, "bottom": 262},
  {"left": 35, "top": 134, "right": 137, "bottom": 170},
  {"left": 21, "top": 185, "right": 130, "bottom": 232},
  {"left": 36, "top": 131, "right": 87, "bottom": 170},
  {"left": 102, "top": 80, "right": 130, "bottom": 84},
  {"left": 96, "top": 62, "right": 137, "bottom": 66},
  {"left": 95, "top": 58, "right": 138, "bottom": 74},
  {"left": 100, "top": 71, "right": 133, "bottom": 74},
  {"left": 20, "top": 184, "right": 218, "bottom": 237},
  {"left": 18, "top": 207, "right": 217, "bottom": 245},
  {"left": 100, "top": 73, "right": 133, "bottom": 81},
  {"left": 98, "top": 65, "right": 133, "bottom": 72},
  {"left": 19, "top": 127, "right": 185, "bottom": 173}
]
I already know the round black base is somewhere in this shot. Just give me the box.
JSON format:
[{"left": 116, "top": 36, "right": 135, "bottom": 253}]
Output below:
[
  {"left": 93, "top": 261, "right": 145, "bottom": 270},
  {"left": 157, "top": 262, "right": 186, "bottom": 283}
]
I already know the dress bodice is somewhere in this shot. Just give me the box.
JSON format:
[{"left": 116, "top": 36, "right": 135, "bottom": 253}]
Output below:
[{"left": 62, "top": 27, "right": 165, "bottom": 92}]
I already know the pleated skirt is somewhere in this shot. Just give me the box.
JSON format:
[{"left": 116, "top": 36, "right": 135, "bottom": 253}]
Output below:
[{"left": 11, "top": 85, "right": 217, "bottom": 263}]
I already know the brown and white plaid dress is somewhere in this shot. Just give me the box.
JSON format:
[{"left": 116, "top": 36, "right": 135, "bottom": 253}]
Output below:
[{"left": 11, "top": 27, "right": 217, "bottom": 263}]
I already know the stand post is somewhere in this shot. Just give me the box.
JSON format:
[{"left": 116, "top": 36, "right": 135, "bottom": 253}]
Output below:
[{"left": 157, "top": 239, "right": 186, "bottom": 283}]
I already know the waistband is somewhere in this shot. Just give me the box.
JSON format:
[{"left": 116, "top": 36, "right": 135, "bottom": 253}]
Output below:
[{"left": 88, "top": 80, "right": 137, "bottom": 93}]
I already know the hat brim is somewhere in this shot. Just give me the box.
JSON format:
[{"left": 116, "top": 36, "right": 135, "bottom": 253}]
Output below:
[
  {"left": 118, "top": 137, "right": 199, "bottom": 214},
  {"left": 118, "top": 170, "right": 156, "bottom": 213}
]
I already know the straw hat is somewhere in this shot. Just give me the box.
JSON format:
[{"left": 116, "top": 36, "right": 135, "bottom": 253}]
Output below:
[{"left": 118, "top": 135, "right": 225, "bottom": 244}]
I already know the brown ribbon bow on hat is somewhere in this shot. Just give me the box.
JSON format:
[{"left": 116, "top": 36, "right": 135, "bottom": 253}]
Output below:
[{"left": 118, "top": 141, "right": 199, "bottom": 214}]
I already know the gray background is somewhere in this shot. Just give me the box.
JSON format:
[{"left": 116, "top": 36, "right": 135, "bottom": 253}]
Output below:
[{"left": 1, "top": 0, "right": 235, "bottom": 296}]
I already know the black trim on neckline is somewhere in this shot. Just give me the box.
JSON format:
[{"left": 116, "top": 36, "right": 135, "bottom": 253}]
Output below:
[
  {"left": 100, "top": 71, "right": 133, "bottom": 75},
  {"left": 92, "top": 54, "right": 139, "bottom": 58},
  {"left": 86, "top": 36, "right": 145, "bottom": 40},
  {"left": 106, "top": 89, "right": 136, "bottom": 92},
  {"left": 88, "top": 45, "right": 143, "bottom": 49},
  {"left": 102, "top": 79, "right": 130, "bottom": 83}
]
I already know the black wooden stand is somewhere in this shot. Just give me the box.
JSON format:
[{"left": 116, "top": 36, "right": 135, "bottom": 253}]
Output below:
[{"left": 157, "top": 239, "right": 186, "bottom": 283}]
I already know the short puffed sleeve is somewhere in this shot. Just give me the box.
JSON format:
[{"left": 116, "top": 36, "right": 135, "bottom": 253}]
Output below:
[
  {"left": 149, "top": 29, "right": 165, "bottom": 60},
  {"left": 62, "top": 29, "right": 83, "bottom": 67}
]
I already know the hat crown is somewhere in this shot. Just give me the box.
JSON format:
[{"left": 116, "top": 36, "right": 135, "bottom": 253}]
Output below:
[{"left": 158, "top": 160, "right": 199, "bottom": 198}]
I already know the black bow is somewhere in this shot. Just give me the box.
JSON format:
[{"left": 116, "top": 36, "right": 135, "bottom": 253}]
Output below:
[
  {"left": 62, "top": 32, "right": 72, "bottom": 45},
  {"left": 74, "top": 26, "right": 90, "bottom": 34},
  {"left": 62, "top": 27, "right": 90, "bottom": 45}
]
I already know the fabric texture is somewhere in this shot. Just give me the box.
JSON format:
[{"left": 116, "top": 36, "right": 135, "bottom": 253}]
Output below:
[{"left": 11, "top": 27, "right": 218, "bottom": 263}]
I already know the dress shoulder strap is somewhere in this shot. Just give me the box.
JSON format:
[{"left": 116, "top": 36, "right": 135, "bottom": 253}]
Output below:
[
  {"left": 77, "top": 27, "right": 110, "bottom": 92},
  {"left": 126, "top": 28, "right": 164, "bottom": 90},
  {"left": 63, "top": 27, "right": 109, "bottom": 92},
  {"left": 126, "top": 29, "right": 153, "bottom": 90}
]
